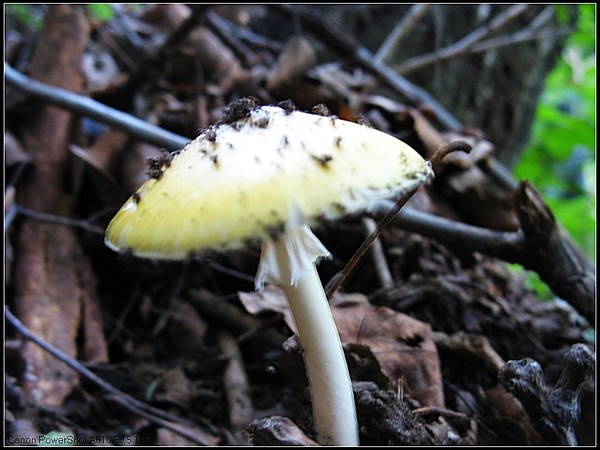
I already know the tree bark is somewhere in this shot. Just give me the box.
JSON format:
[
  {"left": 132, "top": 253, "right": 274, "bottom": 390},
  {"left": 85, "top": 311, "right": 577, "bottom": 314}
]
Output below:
[
  {"left": 14, "top": 4, "right": 108, "bottom": 406},
  {"left": 299, "top": 4, "right": 577, "bottom": 167}
]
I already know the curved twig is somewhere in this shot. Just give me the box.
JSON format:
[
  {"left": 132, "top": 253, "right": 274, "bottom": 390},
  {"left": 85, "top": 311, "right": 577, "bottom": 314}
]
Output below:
[{"left": 12, "top": 205, "right": 106, "bottom": 236}]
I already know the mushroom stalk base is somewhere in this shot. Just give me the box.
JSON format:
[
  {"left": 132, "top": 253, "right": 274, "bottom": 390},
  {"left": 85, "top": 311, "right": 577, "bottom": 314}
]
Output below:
[{"left": 282, "top": 267, "right": 359, "bottom": 446}]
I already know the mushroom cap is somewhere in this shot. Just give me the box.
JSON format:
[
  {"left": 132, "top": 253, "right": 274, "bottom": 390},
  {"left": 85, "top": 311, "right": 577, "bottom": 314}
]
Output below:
[{"left": 105, "top": 104, "right": 433, "bottom": 259}]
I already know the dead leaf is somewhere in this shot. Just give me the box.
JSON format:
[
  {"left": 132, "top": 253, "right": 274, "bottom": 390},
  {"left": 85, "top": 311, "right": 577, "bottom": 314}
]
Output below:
[
  {"left": 266, "top": 36, "right": 317, "bottom": 93},
  {"left": 187, "top": 26, "right": 250, "bottom": 94},
  {"left": 165, "top": 302, "right": 208, "bottom": 358},
  {"left": 332, "top": 293, "right": 445, "bottom": 408},
  {"left": 69, "top": 135, "right": 128, "bottom": 206},
  {"left": 239, "top": 288, "right": 444, "bottom": 407},
  {"left": 140, "top": 4, "right": 192, "bottom": 30},
  {"left": 153, "top": 367, "right": 194, "bottom": 410}
]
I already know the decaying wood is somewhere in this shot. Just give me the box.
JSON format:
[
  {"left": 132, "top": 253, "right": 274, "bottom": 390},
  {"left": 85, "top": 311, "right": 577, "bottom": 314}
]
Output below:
[
  {"left": 513, "top": 182, "right": 595, "bottom": 322},
  {"left": 353, "top": 381, "right": 435, "bottom": 445},
  {"left": 13, "top": 5, "right": 107, "bottom": 406},
  {"left": 499, "top": 343, "right": 595, "bottom": 446},
  {"left": 247, "top": 416, "right": 319, "bottom": 446}
]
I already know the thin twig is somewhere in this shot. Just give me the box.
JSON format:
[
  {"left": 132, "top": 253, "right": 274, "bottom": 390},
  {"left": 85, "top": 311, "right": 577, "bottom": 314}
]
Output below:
[
  {"left": 469, "top": 5, "right": 560, "bottom": 56},
  {"left": 326, "top": 186, "right": 418, "bottom": 299},
  {"left": 395, "top": 4, "right": 530, "bottom": 76},
  {"left": 374, "top": 4, "right": 431, "bottom": 63},
  {"left": 374, "top": 191, "right": 595, "bottom": 322},
  {"left": 14, "top": 205, "right": 106, "bottom": 235},
  {"left": 326, "top": 140, "right": 470, "bottom": 298},
  {"left": 5, "top": 306, "right": 219, "bottom": 445},
  {"left": 5, "top": 63, "right": 190, "bottom": 150},
  {"left": 271, "top": 4, "right": 463, "bottom": 131},
  {"left": 471, "top": 26, "right": 574, "bottom": 54},
  {"left": 361, "top": 217, "right": 394, "bottom": 289}
]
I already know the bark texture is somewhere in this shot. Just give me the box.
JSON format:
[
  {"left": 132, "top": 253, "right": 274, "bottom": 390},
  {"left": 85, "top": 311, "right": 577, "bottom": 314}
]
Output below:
[{"left": 14, "top": 4, "right": 108, "bottom": 406}]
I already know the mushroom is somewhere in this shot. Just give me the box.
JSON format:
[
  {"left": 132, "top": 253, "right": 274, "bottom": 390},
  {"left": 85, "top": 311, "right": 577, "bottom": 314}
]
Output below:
[{"left": 105, "top": 99, "right": 433, "bottom": 445}]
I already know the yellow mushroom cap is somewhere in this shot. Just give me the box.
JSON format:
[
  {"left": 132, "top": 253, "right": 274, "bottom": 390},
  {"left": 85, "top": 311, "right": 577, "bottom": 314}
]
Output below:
[{"left": 105, "top": 104, "right": 433, "bottom": 260}]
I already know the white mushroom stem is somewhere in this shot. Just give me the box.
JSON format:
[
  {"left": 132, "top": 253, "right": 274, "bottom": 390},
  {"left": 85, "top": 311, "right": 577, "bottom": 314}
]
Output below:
[
  {"left": 256, "top": 225, "right": 359, "bottom": 446},
  {"left": 284, "top": 265, "right": 359, "bottom": 446}
]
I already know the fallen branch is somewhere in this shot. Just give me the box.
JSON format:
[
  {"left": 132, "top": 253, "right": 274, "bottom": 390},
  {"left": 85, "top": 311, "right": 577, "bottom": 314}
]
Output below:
[
  {"left": 498, "top": 344, "right": 595, "bottom": 446},
  {"left": 5, "top": 306, "right": 219, "bottom": 446},
  {"left": 371, "top": 182, "right": 595, "bottom": 322},
  {"left": 271, "top": 4, "right": 462, "bottom": 131},
  {"left": 5, "top": 63, "right": 189, "bottom": 151}
]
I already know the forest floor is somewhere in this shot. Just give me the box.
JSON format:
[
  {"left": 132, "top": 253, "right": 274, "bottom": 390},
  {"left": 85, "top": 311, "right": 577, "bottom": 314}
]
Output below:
[{"left": 5, "top": 5, "right": 595, "bottom": 446}]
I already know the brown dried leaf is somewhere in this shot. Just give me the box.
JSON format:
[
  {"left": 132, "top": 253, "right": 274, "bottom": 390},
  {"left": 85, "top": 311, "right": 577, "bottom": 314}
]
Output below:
[
  {"left": 486, "top": 384, "right": 545, "bottom": 445},
  {"left": 433, "top": 331, "right": 505, "bottom": 375},
  {"left": 332, "top": 293, "right": 445, "bottom": 408},
  {"left": 140, "top": 4, "right": 192, "bottom": 29},
  {"left": 266, "top": 36, "right": 317, "bottom": 93},
  {"left": 240, "top": 289, "right": 444, "bottom": 407},
  {"left": 188, "top": 26, "right": 250, "bottom": 94},
  {"left": 363, "top": 94, "right": 409, "bottom": 116},
  {"left": 218, "top": 331, "right": 254, "bottom": 431},
  {"left": 411, "top": 108, "right": 447, "bottom": 158},
  {"left": 165, "top": 302, "right": 208, "bottom": 358},
  {"left": 238, "top": 286, "right": 294, "bottom": 331},
  {"left": 153, "top": 367, "right": 194, "bottom": 410}
]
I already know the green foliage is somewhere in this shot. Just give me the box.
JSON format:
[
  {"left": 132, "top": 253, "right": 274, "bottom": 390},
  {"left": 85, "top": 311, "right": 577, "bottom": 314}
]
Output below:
[
  {"left": 507, "top": 264, "right": 554, "bottom": 301},
  {"left": 5, "top": 4, "right": 45, "bottom": 30},
  {"left": 6, "top": 4, "right": 116, "bottom": 28},
  {"left": 514, "top": 4, "right": 596, "bottom": 266},
  {"left": 86, "top": 4, "right": 115, "bottom": 22}
]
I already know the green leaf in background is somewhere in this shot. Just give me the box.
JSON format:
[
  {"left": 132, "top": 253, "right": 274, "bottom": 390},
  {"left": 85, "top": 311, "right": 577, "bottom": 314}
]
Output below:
[
  {"left": 87, "top": 4, "right": 115, "bottom": 22},
  {"left": 5, "top": 4, "right": 45, "bottom": 30},
  {"left": 514, "top": 4, "right": 596, "bottom": 265}
]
